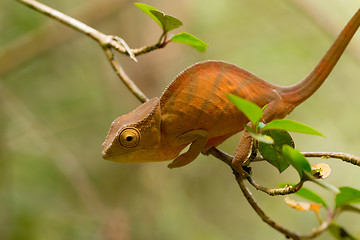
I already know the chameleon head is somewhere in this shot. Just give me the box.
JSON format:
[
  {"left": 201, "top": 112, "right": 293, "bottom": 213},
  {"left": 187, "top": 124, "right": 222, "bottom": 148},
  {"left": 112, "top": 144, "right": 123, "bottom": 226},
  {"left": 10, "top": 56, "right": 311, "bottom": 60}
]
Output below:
[{"left": 102, "top": 97, "right": 162, "bottom": 163}]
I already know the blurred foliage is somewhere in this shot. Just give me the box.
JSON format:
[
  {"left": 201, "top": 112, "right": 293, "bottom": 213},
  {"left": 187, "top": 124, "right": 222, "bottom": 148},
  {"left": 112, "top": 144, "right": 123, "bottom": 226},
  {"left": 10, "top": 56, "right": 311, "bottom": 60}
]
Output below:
[{"left": 1, "top": 0, "right": 360, "bottom": 239}]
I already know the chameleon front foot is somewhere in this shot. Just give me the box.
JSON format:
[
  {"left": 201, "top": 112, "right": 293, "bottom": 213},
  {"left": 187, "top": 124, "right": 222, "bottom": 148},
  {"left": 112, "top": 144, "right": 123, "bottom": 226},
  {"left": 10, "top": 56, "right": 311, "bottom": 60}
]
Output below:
[
  {"left": 168, "top": 129, "right": 208, "bottom": 169},
  {"left": 167, "top": 153, "right": 194, "bottom": 168}
]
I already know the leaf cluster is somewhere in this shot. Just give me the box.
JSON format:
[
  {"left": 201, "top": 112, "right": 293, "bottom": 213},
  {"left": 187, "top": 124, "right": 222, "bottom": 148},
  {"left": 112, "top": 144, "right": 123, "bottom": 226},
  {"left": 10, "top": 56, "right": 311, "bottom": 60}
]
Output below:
[
  {"left": 135, "top": 3, "right": 209, "bottom": 52},
  {"left": 228, "top": 94, "right": 360, "bottom": 239}
]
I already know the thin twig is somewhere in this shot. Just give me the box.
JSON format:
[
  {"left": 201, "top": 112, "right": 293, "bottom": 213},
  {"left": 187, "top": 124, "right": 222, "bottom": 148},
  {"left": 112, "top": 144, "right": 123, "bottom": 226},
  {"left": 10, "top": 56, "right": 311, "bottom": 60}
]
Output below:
[
  {"left": 208, "top": 147, "right": 341, "bottom": 238},
  {"left": 15, "top": 0, "right": 165, "bottom": 101},
  {"left": 15, "top": 0, "right": 167, "bottom": 57},
  {"left": 236, "top": 177, "right": 301, "bottom": 239},
  {"left": 302, "top": 152, "right": 360, "bottom": 167},
  {"left": 1, "top": 0, "right": 124, "bottom": 75},
  {"left": 247, "top": 177, "right": 303, "bottom": 196},
  {"left": 253, "top": 152, "right": 360, "bottom": 167},
  {"left": 16, "top": 0, "right": 119, "bottom": 49},
  {"left": 237, "top": 176, "right": 335, "bottom": 239},
  {"left": 103, "top": 47, "right": 148, "bottom": 103},
  {"left": 133, "top": 42, "right": 168, "bottom": 56},
  {"left": 208, "top": 148, "right": 305, "bottom": 196}
]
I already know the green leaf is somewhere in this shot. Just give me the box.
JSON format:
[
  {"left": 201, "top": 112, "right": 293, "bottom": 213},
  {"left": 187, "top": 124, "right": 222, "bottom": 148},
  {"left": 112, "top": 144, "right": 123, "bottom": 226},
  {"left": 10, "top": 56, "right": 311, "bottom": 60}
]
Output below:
[
  {"left": 259, "top": 130, "right": 294, "bottom": 172},
  {"left": 286, "top": 185, "right": 327, "bottom": 208},
  {"left": 150, "top": 10, "right": 183, "bottom": 33},
  {"left": 304, "top": 171, "right": 340, "bottom": 193},
  {"left": 335, "top": 187, "right": 360, "bottom": 207},
  {"left": 170, "top": 32, "right": 209, "bottom": 52},
  {"left": 262, "top": 119, "right": 324, "bottom": 137},
  {"left": 282, "top": 145, "right": 311, "bottom": 180},
  {"left": 328, "top": 223, "right": 357, "bottom": 240},
  {"left": 134, "top": 3, "right": 162, "bottom": 27},
  {"left": 344, "top": 205, "right": 360, "bottom": 214},
  {"left": 244, "top": 125, "right": 274, "bottom": 144},
  {"left": 280, "top": 183, "right": 328, "bottom": 208},
  {"left": 227, "top": 94, "right": 263, "bottom": 126}
]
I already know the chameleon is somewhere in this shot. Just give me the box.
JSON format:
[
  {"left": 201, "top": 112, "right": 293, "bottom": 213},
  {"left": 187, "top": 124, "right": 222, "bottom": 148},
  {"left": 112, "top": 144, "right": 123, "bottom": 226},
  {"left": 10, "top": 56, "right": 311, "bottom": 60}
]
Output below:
[{"left": 102, "top": 9, "right": 360, "bottom": 172}]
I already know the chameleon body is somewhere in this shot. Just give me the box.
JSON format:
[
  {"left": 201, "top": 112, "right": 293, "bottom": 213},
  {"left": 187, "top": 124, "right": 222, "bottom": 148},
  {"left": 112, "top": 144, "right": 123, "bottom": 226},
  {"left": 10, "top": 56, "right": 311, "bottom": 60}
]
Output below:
[{"left": 102, "top": 9, "right": 360, "bottom": 170}]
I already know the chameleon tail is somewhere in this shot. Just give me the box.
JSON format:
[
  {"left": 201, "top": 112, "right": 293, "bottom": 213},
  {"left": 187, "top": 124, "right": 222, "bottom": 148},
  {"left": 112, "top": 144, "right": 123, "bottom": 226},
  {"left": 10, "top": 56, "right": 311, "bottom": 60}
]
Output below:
[{"left": 281, "top": 8, "right": 360, "bottom": 106}]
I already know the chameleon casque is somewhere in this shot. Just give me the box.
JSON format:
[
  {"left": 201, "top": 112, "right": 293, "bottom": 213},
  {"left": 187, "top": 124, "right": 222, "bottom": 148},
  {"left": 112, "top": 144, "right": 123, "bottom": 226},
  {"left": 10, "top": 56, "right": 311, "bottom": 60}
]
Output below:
[{"left": 102, "top": 9, "right": 360, "bottom": 172}]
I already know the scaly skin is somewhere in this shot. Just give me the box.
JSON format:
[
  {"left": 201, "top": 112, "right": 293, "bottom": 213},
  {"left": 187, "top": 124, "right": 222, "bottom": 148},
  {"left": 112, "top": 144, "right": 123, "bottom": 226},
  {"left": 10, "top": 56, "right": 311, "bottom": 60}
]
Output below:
[{"left": 102, "top": 9, "right": 360, "bottom": 170}]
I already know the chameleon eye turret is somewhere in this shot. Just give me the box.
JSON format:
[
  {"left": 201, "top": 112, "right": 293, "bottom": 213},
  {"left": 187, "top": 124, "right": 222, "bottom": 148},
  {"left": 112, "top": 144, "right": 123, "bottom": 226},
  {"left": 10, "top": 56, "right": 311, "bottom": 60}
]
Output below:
[{"left": 119, "top": 127, "right": 140, "bottom": 148}]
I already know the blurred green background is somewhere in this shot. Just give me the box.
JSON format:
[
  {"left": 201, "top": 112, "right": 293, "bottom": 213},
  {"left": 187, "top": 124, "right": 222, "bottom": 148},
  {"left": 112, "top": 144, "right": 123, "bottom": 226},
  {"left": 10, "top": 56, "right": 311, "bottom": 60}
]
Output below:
[{"left": 1, "top": 0, "right": 360, "bottom": 239}]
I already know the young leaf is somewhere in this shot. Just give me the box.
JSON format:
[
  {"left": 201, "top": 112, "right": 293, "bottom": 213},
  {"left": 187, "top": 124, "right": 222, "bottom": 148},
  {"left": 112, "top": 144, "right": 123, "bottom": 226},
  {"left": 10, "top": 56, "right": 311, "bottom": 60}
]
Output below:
[
  {"left": 311, "top": 163, "right": 331, "bottom": 179},
  {"left": 170, "top": 32, "right": 209, "bottom": 52},
  {"left": 282, "top": 145, "right": 311, "bottom": 180},
  {"left": 284, "top": 196, "right": 322, "bottom": 213},
  {"left": 134, "top": 3, "right": 162, "bottom": 27},
  {"left": 227, "top": 94, "right": 263, "bottom": 126},
  {"left": 335, "top": 187, "right": 360, "bottom": 207},
  {"left": 262, "top": 119, "right": 324, "bottom": 137},
  {"left": 304, "top": 172, "right": 340, "bottom": 193},
  {"left": 150, "top": 10, "right": 183, "bottom": 33},
  {"left": 244, "top": 125, "right": 274, "bottom": 144},
  {"left": 259, "top": 130, "right": 293, "bottom": 173},
  {"left": 328, "top": 223, "right": 357, "bottom": 240}
]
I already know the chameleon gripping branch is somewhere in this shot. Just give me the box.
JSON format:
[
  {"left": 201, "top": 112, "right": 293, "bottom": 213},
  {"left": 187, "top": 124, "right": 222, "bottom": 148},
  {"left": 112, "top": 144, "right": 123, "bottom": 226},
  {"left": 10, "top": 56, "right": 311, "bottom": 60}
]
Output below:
[
  {"left": 16, "top": 1, "right": 360, "bottom": 238},
  {"left": 102, "top": 8, "right": 360, "bottom": 174}
]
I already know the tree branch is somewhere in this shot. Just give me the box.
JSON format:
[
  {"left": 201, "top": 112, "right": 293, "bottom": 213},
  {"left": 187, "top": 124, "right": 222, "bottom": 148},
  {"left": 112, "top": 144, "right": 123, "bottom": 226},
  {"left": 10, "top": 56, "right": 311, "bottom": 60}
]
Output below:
[
  {"left": 208, "top": 147, "right": 303, "bottom": 196},
  {"left": 16, "top": 0, "right": 118, "bottom": 48},
  {"left": 236, "top": 177, "right": 301, "bottom": 239},
  {"left": 16, "top": 1, "right": 359, "bottom": 238},
  {"left": 103, "top": 46, "right": 148, "bottom": 103},
  {"left": 15, "top": 0, "right": 167, "bottom": 102},
  {"left": 253, "top": 151, "right": 360, "bottom": 167},
  {"left": 206, "top": 147, "right": 233, "bottom": 166},
  {"left": 302, "top": 152, "right": 360, "bottom": 167},
  {"left": 237, "top": 176, "right": 335, "bottom": 239},
  {"left": 1, "top": 0, "right": 124, "bottom": 75},
  {"left": 247, "top": 177, "right": 303, "bottom": 196},
  {"left": 207, "top": 147, "right": 347, "bottom": 238},
  {"left": 16, "top": 0, "right": 168, "bottom": 56}
]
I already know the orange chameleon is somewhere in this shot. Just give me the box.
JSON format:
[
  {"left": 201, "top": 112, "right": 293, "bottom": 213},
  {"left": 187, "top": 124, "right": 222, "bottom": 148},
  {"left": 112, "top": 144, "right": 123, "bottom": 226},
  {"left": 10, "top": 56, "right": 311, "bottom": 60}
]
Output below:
[{"left": 102, "top": 9, "right": 360, "bottom": 172}]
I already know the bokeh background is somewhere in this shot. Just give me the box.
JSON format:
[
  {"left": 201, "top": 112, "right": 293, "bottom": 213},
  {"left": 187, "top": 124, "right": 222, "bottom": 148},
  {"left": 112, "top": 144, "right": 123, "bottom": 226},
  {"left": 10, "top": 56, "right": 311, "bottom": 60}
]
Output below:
[{"left": 1, "top": 0, "right": 360, "bottom": 239}]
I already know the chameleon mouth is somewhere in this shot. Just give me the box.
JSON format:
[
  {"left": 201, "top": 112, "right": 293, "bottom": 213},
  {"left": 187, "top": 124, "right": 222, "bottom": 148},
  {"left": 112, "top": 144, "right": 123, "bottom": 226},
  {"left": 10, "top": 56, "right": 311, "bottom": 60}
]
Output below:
[
  {"left": 101, "top": 149, "right": 144, "bottom": 163},
  {"left": 101, "top": 141, "right": 138, "bottom": 162},
  {"left": 101, "top": 148, "right": 110, "bottom": 159},
  {"left": 101, "top": 140, "right": 112, "bottom": 159}
]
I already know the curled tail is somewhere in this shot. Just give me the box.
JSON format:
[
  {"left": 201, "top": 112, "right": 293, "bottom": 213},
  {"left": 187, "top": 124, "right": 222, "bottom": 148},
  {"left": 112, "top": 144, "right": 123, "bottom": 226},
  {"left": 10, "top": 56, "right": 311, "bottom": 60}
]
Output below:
[{"left": 281, "top": 9, "right": 360, "bottom": 105}]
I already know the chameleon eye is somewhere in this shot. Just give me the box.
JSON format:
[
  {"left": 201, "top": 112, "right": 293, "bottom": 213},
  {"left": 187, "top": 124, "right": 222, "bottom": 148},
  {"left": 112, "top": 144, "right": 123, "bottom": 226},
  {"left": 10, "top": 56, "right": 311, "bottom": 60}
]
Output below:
[{"left": 119, "top": 127, "right": 140, "bottom": 148}]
